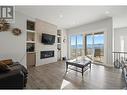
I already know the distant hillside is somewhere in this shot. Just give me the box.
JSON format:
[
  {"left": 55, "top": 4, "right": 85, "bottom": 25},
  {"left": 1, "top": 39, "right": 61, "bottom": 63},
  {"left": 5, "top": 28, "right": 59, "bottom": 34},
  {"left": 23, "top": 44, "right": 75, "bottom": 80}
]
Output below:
[{"left": 71, "top": 44, "right": 104, "bottom": 49}]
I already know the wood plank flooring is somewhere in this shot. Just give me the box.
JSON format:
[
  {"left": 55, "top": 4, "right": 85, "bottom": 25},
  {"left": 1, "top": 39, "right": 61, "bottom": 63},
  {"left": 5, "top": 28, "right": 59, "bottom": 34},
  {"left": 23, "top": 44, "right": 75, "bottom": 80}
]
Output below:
[{"left": 26, "top": 61, "right": 125, "bottom": 89}]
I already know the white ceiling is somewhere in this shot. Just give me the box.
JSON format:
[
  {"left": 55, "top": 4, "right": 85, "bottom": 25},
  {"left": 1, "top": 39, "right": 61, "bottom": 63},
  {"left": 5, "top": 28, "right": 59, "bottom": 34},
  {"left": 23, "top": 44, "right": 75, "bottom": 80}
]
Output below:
[{"left": 16, "top": 6, "right": 127, "bottom": 29}]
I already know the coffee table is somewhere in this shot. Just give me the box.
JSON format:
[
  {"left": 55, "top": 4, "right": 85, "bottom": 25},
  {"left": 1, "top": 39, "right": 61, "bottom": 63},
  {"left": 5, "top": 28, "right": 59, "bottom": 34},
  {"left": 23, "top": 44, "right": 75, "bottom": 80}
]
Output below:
[{"left": 66, "top": 59, "right": 91, "bottom": 76}]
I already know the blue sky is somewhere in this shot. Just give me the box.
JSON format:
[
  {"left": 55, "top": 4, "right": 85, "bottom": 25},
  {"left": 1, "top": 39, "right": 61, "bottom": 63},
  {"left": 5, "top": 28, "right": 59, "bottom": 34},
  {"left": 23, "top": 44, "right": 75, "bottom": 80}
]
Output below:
[
  {"left": 71, "top": 34, "right": 83, "bottom": 45},
  {"left": 87, "top": 34, "right": 104, "bottom": 44},
  {"left": 71, "top": 34, "right": 104, "bottom": 45}
]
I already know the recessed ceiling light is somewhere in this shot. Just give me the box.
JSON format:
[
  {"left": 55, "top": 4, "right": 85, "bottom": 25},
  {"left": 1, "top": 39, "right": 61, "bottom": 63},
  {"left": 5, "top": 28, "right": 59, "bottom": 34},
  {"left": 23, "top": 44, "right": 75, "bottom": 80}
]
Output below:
[
  {"left": 59, "top": 14, "right": 63, "bottom": 18},
  {"left": 73, "top": 21, "right": 77, "bottom": 26},
  {"left": 105, "top": 11, "right": 110, "bottom": 15}
]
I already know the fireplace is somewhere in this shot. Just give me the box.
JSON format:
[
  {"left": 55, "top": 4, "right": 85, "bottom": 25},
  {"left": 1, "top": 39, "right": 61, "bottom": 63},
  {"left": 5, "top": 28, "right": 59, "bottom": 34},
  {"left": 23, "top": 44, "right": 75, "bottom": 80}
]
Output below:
[{"left": 40, "top": 50, "right": 54, "bottom": 59}]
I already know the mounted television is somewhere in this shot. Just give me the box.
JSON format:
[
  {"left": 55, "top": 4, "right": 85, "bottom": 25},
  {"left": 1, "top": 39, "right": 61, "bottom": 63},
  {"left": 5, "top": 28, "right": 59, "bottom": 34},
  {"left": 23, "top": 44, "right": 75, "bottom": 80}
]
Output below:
[{"left": 41, "top": 33, "right": 55, "bottom": 45}]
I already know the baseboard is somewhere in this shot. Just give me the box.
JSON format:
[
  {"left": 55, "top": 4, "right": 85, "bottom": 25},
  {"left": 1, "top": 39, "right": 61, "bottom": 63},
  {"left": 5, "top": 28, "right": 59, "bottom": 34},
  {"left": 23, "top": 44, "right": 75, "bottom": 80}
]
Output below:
[
  {"left": 93, "top": 62, "right": 114, "bottom": 67},
  {"left": 35, "top": 61, "right": 58, "bottom": 67}
]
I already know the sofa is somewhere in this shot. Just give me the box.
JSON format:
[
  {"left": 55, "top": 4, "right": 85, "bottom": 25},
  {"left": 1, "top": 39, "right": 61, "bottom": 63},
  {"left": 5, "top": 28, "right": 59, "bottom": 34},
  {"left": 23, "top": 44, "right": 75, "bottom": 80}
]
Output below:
[{"left": 0, "top": 59, "right": 28, "bottom": 89}]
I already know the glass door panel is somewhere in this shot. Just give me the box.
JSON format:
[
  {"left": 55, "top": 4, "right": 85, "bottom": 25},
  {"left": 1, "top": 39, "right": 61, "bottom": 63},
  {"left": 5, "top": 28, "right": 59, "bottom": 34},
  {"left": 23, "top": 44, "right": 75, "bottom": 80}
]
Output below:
[
  {"left": 85, "top": 34, "right": 93, "bottom": 59},
  {"left": 94, "top": 33, "right": 104, "bottom": 63},
  {"left": 77, "top": 34, "right": 83, "bottom": 57},
  {"left": 70, "top": 35, "right": 76, "bottom": 59}
]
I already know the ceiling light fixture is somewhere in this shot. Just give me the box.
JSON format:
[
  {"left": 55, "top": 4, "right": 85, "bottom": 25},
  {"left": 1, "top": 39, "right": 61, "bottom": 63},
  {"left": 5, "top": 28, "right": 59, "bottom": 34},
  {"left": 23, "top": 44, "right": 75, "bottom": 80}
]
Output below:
[
  {"left": 59, "top": 14, "right": 63, "bottom": 18},
  {"left": 73, "top": 21, "right": 76, "bottom": 24},
  {"left": 105, "top": 11, "right": 110, "bottom": 15}
]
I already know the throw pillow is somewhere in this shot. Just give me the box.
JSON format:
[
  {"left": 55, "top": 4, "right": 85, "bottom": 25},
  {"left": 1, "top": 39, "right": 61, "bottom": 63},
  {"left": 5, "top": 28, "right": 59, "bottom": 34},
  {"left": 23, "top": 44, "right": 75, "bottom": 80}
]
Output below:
[
  {"left": 0, "top": 59, "right": 13, "bottom": 65},
  {"left": 0, "top": 62, "right": 11, "bottom": 73}
]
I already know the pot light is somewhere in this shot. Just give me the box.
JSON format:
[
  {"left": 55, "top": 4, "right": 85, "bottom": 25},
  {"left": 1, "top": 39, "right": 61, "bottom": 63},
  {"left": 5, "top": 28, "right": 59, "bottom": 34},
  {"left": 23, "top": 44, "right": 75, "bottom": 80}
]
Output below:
[
  {"left": 105, "top": 11, "right": 110, "bottom": 15},
  {"left": 59, "top": 14, "right": 63, "bottom": 18}
]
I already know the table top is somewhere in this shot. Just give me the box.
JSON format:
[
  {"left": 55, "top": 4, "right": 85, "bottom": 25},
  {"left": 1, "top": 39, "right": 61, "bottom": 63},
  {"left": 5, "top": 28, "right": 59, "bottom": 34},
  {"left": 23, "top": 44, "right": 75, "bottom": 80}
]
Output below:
[{"left": 66, "top": 59, "right": 91, "bottom": 68}]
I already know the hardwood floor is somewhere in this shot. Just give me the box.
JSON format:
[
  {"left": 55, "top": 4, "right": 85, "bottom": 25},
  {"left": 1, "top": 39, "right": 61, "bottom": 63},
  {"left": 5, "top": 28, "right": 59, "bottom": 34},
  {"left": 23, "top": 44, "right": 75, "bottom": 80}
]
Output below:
[{"left": 26, "top": 61, "right": 125, "bottom": 89}]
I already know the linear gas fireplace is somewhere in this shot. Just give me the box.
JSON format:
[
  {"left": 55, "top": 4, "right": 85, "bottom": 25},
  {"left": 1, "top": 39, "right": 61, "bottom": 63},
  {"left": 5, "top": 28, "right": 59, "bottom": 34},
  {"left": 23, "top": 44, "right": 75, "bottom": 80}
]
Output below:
[{"left": 40, "top": 50, "right": 54, "bottom": 59}]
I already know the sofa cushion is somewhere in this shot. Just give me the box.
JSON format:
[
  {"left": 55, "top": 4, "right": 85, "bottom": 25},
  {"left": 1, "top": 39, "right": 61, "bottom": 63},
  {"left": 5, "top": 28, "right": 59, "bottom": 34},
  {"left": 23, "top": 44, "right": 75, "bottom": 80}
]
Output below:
[
  {"left": 10, "top": 63, "right": 28, "bottom": 75},
  {"left": 0, "top": 59, "right": 13, "bottom": 65},
  {"left": 0, "top": 62, "right": 10, "bottom": 73}
]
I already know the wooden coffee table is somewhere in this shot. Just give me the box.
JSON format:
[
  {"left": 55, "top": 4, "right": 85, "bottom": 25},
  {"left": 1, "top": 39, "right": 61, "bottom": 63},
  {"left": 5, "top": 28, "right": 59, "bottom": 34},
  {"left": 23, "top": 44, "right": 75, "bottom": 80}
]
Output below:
[{"left": 66, "top": 59, "right": 91, "bottom": 76}]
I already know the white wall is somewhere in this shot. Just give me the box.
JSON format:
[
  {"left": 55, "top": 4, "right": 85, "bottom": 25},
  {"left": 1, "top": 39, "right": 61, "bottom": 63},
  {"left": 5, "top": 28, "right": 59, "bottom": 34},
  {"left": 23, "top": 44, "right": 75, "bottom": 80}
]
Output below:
[
  {"left": 114, "top": 27, "right": 127, "bottom": 52},
  {"left": 35, "top": 19, "right": 57, "bottom": 66},
  {"left": 66, "top": 18, "right": 113, "bottom": 66},
  {"left": 0, "top": 11, "right": 36, "bottom": 67},
  {"left": 0, "top": 11, "right": 27, "bottom": 67},
  {"left": 61, "top": 29, "right": 67, "bottom": 59}
]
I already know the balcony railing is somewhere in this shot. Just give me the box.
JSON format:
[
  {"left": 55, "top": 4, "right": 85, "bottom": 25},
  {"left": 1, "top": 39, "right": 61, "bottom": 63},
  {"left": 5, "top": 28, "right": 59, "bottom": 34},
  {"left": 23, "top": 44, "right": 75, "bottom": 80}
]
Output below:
[{"left": 112, "top": 51, "right": 127, "bottom": 68}]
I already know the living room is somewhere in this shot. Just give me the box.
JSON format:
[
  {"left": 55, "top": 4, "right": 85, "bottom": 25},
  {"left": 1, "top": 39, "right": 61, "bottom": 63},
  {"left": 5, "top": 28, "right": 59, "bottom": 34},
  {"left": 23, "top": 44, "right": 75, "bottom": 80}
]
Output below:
[{"left": 0, "top": 6, "right": 127, "bottom": 90}]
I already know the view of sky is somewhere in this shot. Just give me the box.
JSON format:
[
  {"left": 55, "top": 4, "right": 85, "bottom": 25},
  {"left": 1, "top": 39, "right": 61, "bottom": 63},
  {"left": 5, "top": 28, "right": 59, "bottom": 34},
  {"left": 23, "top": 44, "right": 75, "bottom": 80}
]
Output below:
[
  {"left": 70, "top": 35, "right": 76, "bottom": 45},
  {"left": 87, "top": 34, "right": 104, "bottom": 44},
  {"left": 71, "top": 34, "right": 104, "bottom": 48},
  {"left": 70, "top": 34, "right": 83, "bottom": 45}
]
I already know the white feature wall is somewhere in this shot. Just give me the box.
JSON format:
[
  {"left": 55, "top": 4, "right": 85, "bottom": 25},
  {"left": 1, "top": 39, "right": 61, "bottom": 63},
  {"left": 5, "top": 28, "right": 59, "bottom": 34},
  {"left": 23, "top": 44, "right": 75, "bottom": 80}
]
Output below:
[
  {"left": 66, "top": 18, "right": 113, "bottom": 66},
  {"left": 35, "top": 19, "right": 57, "bottom": 66},
  {"left": 0, "top": 11, "right": 27, "bottom": 67},
  {"left": 114, "top": 27, "right": 127, "bottom": 52}
]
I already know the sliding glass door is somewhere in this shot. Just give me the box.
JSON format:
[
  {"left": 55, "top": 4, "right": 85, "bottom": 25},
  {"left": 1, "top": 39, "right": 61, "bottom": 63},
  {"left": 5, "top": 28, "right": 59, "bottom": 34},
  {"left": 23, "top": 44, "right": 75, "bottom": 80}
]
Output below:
[
  {"left": 77, "top": 35, "right": 83, "bottom": 57},
  {"left": 70, "top": 34, "right": 83, "bottom": 59},
  {"left": 94, "top": 33, "right": 104, "bottom": 63},
  {"left": 70, "top": 35, "right": 77, "bottom": 59},
  {"left": 85, "top": 34, "right": 93, "bottom": 60},
  {"left": 85, "top": 32, "right": 104, "bottom": 63},
  {"left": 70, "top": 33, "right": 104, "bottom": 63}
]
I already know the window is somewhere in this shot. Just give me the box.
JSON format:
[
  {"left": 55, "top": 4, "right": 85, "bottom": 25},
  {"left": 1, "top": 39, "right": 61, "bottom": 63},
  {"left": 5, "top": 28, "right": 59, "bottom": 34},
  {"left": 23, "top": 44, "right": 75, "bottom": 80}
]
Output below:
[
  {"left": 77, "top": 35, "right": 83, "bottom": 57},
  {"left": 70, "top": 35, "right": 76, "bottom": 59},
  {"left": 85, "top": 32, "right": 104, "bottom": 63},
  {"left": 70, "top": 34, "right": 83, "bottom": 59},
  {"left": 94, "top": 33, "right": 104, "bottom": 62},
  {"left": 85, "top": 34, "right": 93, "bottom": 59}
]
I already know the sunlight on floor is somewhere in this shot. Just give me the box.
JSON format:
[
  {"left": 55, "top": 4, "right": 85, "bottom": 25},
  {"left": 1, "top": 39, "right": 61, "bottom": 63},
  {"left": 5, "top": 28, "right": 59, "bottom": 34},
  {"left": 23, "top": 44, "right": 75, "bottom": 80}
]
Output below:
[{"left": 60, "top": 79, "right": 71, "bottom": 89}]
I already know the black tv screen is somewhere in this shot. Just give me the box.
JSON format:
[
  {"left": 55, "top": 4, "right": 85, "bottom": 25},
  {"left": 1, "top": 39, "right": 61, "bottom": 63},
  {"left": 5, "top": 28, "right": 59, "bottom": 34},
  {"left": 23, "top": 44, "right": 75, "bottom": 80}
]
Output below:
[{"left": 41, "top": 33, "right": 55, "bottom": 45}]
